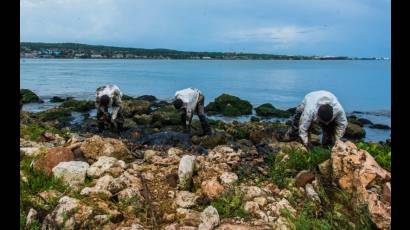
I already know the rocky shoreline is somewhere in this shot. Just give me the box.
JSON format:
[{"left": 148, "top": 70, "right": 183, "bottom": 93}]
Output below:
[{"left": 20, "top": 89, "right": 391, "bottom": 229}]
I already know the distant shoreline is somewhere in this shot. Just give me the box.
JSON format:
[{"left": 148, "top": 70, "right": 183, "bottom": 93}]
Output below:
[
  {"left": 20, "top": 42, "right": 389, "bottom": 61},
  {"left": 20, "top": 57, "right": 390, "bottom": 61}
]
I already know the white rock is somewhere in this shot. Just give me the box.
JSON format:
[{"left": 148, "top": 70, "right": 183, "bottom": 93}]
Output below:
[
  {"left": 219, "top": 172, "right": 238, "bottom": 185},
  {"left": 87, "top": 156, "right": 118, "bottom": 178},
  {"left": 305, "top": 184, "right": 321, "bottom": 203},
  {"left": 243, "top": 186, "right": 265, "bottom": 201},
  {"left": 244, "top": 201, "right": 260, "bottom": 214},
  {"left": 198, "top": 206, "right": 220, "bottom": 230},
  {"left": 118, "top": 187, "right": 143, "bottom": 202},
  {"left": 254, "top": 196, "right": 268, "bottom": 207},
  {"left": 52, "top": 161, "right": 89, "bottom": 186},
  {"left": 178, "top": 155, "right": 196, "bottom": 190},
  {"left": 25, "top": 208, "right": 38, "bottom": 227},
  {"left": 144, "top": 149, "right": 157, "bottom": 162},
  {"left": 20, "top": 147, "right": 41, "bottom": 157},
  {"left": 175, "top": 191, "right": 199, "bottom": 208}
]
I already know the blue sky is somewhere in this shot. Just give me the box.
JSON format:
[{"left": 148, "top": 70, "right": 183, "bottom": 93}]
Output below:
[{"left": 20, "top": 0, "right": 390, "bottom": 57}]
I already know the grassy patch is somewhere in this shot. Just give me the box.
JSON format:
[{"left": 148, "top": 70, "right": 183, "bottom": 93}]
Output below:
[
  {"left": 268, "top": 147, "right": 331, "bottom": 188},
  {"left": 356, "top": 142, "right": 391, "bottom": 171},
  {"left": 283, "top": 183, "right": 376, "bottom": 230},
  {"left": 20, "top": 156, "right": 68, "bottom": 229},
  {"left": 211, "top": 189, "right": 250, "bottom": 219},
  {"left": 20, "top": 123, "right": 71, "bottom": 142}
]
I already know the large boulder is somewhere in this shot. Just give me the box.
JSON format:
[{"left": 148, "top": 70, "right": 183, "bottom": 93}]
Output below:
[
  {"left": 178, "top": 155, "right": 196, "bottom": 190},
  {"left": 34, "top": 147, "right": 75, "bottom": 175},
  {"left": 60, "top": 99, "right": 95, "bottom": 112},
  {"left": 38, "top": 108, "right": 72, "bottom": 122},
  {"left": 343, "top": 122, "right": 366, "bottom": 140},
  {"left": 50, "top": 96, "right": 66, "bottom": 103},
  {"left": 254, "top": 103, "right": 291, "bottom": 118},
  {"left": 205, "top": 94, "right": 252, "bottom": 116},
  {"left": 52, "top": 161, "right": 90, "bottom": 187},
  {"left": 330, "top": 141, "right": 391, "bottom": 229},
  {"left": 80, "top": 135, "right": 132, "bottom": 162},
  {"left": 20, "top": 89, "right": 43, "bottom": 103},
  {"left": 122, "top": 100, "right": 151, "bottom": 117},
  {"left": 136, "top": 95, "right": 157, "bottom": 102}
]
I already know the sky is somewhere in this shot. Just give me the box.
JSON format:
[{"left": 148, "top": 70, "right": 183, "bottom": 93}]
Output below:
[{"left": 20, "top": 0, "right": 390, "bottom": 57}]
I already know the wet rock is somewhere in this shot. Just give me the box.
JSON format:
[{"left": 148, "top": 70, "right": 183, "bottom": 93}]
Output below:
[
  {"left": 52, "top": 161, "right": 89, "bottom": 187},
  {"left": 250, "top": 116, "right": 260, "bottom": 122},
  {"left": 343, "top": 122, "right": 366, "bottom": 140},
  {"left": 305, "top": 184, "right": 321, "bottom": 203},
  {"left": 151, "top": 105, "right": 181, "bottom": 126},
  {"left": 176, "top": 191, "right": 199, "bottom": 208},
  {"left": 369, "top": 124, "right": 391, "bottom": 130},
  {"left": 34, "top": 147, "right": 75, "bottom": 176},
  {"left": 178, "top": 155, "right": 196, "bottom": 190},
  {"left": 133, "top": 114, "right": 152, "bottom": 125},
  {"left": 331, "top": 141, "right": 391, "bottom": 229},
  {"left": 87, "top": 156, "right": 118, "bottom": 178},
  {"left": 50, "top": 96, "right": 66, "bottom": 103},
  {"left": 133, "top": 131, "right": 191, "bottom": 148},
  {"left": 294, "top": 170, "right": 315, "bottom": 188},
  {"left": 41, "top": 196, "right": 94, "bottom": 229},
  {"left": 198, "top": 206, "right": 220, "bottom": 230},
  {"left": 201, "top": 133, "right": 227, "bottom": 149},
  {"left": 122, "top": 100, "right": 151, "bottom": 117},
  {"left": 80, "top": 135, "right": 132, "bottom": 162},
  {"left": 201, "top": 178, "right": 225, "bottom": 200},
  {"left": 21, "top": 89, "right": 43, "bottom": 103},
  {"left": 205, "top": 94, "right": 252, "bottom": 116},
  {"left": 136, "top": 95, "right": 157, "bottom": 102},
  {"left": 255, "top": 103, "right": 291, "bottom": 118},
  {"left": 219, "top": 172, "right": 238, "bottom": 185},
  {"left": 38, "top": 108, "right": 72, "bottom": 122},
  {"left": 358, "top": 118, "right": 373, "bottom": 126},
  {"left": 60, "top": 99, "right": 95, "bottom": 112}
]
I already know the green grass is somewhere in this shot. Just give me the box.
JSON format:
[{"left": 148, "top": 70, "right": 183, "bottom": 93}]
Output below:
[
  {"left": 20, "top": 123, "right": 71, "bottom": 142},
  {"left": 282, "top": 183, "right": 376, "bottom": 230},
  {"left": 356, "top": 141, "right": 391, "bottom": 171},
  {"left": 268, "top": 146, "right": 331, "bottom": 188},
  {"left": 20, "top": 156, "right": 68, "bottom": 229},
  {"left": 211, "top": 189, "right": 250, "bottom": 219}
]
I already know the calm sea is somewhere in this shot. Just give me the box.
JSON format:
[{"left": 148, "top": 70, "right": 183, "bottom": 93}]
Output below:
[{"left": 20, "top": 58, "right": 391, "bottom": 141}]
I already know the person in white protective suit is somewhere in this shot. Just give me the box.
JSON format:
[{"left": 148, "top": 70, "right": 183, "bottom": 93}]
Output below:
[
  {"left": 95, "top": 84, "right": 124, "bottom": 133},
  {"left": 173, "top": 87, "right": 212, "bottom": 135},
  {"left": 284, "top": 90, "right": 348, "bottom": 149}
]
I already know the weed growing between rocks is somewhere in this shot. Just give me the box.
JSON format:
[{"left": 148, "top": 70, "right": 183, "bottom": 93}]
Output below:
[
  {"left": 211, "top": 188, "right": 250, "bottom": 219},
  {"left": 268, "top": 147, "right": 331, "bottom": 188}
]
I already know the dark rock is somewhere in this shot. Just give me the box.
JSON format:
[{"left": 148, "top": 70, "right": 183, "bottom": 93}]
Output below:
[
  {"left": 136, "top": 95, "right": 157, "bottom": 102},
  {"left": 369, "top": 124, "right": 391, "bottom": 130},
  {"left": 295, "top": 170, "right": 315, "bottom": 187},
  {"left": 205, "top": 94, "right": 252, "bottom": 116},
  {"left": 122, "top": 100, "right": 151, "bottom": 117},
  {"left": 343, "top": 122, "right": 366, "bottom": 140},
  {"left": 122, "top": 94, "right": 134, "bottom": 100},
  {"left": 151, "top": 100, "right": 171, "bottom": 108},
  {"left": 50, "top": 96, "right": 66, "bottom": 103},
  {"left": 254, "top": 103, "right": 291, "bottom": 118},
  {"left": 287, "top": 107, "right": 297, "bottom": 115},
  {"left": 60, "top": 99, "right": 95, "bottom": 112},
  {"left": 191, "top": 135, "right": 202, "bottom": 145},
  {"left": 132, "top": 131, "right": 191, "bottom": 148},
  {"left": 194, "top": 145, "right": 208, "bottom": 155},
  {"left": 20, "top": 89, "right": 43, "bottom": 103},
  {"left": 256, "top": 143, "right": 277, "bottom": 156},
  {"left": 166, "top": 173, "right": 179, "bottom": 188},
  {"left": 151, "top": 105, "right": 181, "bottom": 127},
  {"left": 123, "top": 119, "right": 137, "bottom": 130},
  {"left": 358, "top": 118, "right": 373, "bottom": 126},
  {"left": 38, "top": 108, "right": 72, "bottom": 122},
  {"left": 34, "top": 147, "right": 75, "bottom": 176},
  {"left": 200, "top": 132, "right": 227, "bottom": 149},
  {"left": 250, "top": 116, "right": 260, "bottom": 122}
]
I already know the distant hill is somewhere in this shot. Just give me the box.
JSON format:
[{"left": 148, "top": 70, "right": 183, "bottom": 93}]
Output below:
[{"left": 20, "top": 42, "right": 382, "bottom": 60}]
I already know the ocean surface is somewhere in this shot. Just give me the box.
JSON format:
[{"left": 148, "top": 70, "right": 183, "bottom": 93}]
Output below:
[{"left": 20, "top": 58, "right": 391, "bottom": 142}]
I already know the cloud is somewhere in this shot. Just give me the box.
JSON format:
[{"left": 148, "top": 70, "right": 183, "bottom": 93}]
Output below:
[{"left": 223, "top": 25, "right": 333, "bottom": 50}]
